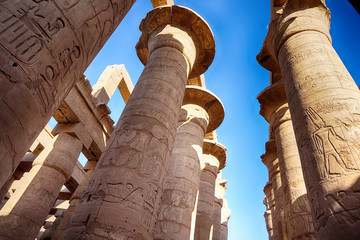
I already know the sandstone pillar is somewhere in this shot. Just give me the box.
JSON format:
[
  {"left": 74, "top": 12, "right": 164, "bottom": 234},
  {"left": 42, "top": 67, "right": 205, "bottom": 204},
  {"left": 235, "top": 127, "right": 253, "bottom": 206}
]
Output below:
[
  {"left": 220, "top": 198, "right": 231, "bottom": 240},
  {"left": 52, "top": 161, "right": 97, "bottom": 240},
  {"left": 261, "top": 140, "right": 286, "bottom": 240},
  {"left": 64, "top": 5, "right": 215, "bottom": 239},
  {"left": 258, "top": 81, "right": 315, "bottom": 239},
  {"left": 258, "top": 1, "right": 360, "bottom": 238},
  {"left": 0, "top": 0, "right": 135, "bottom": 189},
  {"left": 213, "top": 173, "right": 227, "bottom": 240},
  {"left": 0, "top": 123, "right": 89, "bottom": 240},
  {"left": 195, "top": 139, "right": 226, "bottom": 240},
  {"left": 263, "top": 182, "right": 275, "bottom": 240},
  {"left": 155, "top": 86, "right": 224, "bottom": 239}
]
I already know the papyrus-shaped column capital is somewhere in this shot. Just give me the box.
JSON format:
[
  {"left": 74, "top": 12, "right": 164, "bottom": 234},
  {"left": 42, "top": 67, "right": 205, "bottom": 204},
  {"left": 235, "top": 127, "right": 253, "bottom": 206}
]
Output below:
[
  {"left": 203, "top": 139, "right": 227, "bottom": 171},
  {"left": 257, "top": 81, "right": 288, "bottom": 122},
  {"left": 136, "top": 5, "right": 215, "bottom": 78},
  {"left": 257, "top": 0, "right": 330, "bottom": 71},
  {"left": 261, "top": 140, "right": 279, "bottom": 179},
  {"left": 183, "top": 86, "right": 225, "bottom": 134}
]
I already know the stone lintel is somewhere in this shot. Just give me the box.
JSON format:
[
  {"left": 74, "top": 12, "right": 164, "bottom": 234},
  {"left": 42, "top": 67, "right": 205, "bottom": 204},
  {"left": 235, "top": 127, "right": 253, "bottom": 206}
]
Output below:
[
  {"left": 64, "top": 161, "right": 86, "bottom": 192},
  {"left": 257, "top": 81, "right": 287, "bottom": 122},
  {"left": 203, "top": 139, "right": 227, "bottom": 170},
  {"left": 258, "top": 0, "right": 330, "bottom": 70},
  {"left": 183, "top": 86, "right": 225, "bottom": 133},
  {"left": 83, "top": 160, "right": 97, "bottom": 172},
  {"left": 52, "top": 123, "right": 92, "bottom": 149},
  {"left": 53, "top": 77, "right": 111, "bottom": 160},
  {"left": 151, "top": 0, "right": 174, "bottom": 8},
  {"left": 29, "top": 125, "right": 54, "bottom": 156},
  {"left": 136, "top": 5, "right": 215, "bottom": 78},
  {"left": 57, "top": 191, "right": 72, "bottom": 201},
  {"left": 187, "top": 74, "right": 206, "bottom": 87},
  {"left": 92, "top": 64, "right": 134, "bottom": 106},
  {"left": 117, "top": 65, "right": 134, "bottom": 104}
]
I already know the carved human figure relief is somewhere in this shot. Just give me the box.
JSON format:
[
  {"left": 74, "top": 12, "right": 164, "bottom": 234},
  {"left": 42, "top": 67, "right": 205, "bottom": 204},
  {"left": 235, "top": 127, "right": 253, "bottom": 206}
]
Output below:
[{"left": 306, "top": 107, "right": 360, "bottom": 179}]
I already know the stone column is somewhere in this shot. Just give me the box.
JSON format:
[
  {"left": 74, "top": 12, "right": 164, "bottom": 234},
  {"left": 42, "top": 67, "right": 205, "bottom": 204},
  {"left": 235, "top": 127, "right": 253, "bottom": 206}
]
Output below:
[
  {"left": 155, "top": 86, "right": 224, "bottom": 239},
  {"left": 220, "top": 198, "right": 231, "bottom": 240},
  {"left": 263, "top": 182, "right": 275, "bottom": 240},
  {"left": 0, "top": 0, "right": 135, "bottom": 189},
  {"left": 64, "top": 5, "right": 215, "bottom": 240},
  {"left": 258, "top": 0, "right": 360, "bottom": 238},
  {"left": 195, "top": 139, "right": 226, "bottom": 240},
  {"left": 52, "top": 161, "right": 97, "bottom": 240},
  {"left": 258, "top": 81, "right": 315, "bottom": 239},
  {"left": 261, "top": 140, "right": 287, "bottom": 240},
  {"left": 0, "top": 123, "right": 89, "bottom": 240},
  {"left": 213, "top": 172, "right": 227, "bottom": 240}
]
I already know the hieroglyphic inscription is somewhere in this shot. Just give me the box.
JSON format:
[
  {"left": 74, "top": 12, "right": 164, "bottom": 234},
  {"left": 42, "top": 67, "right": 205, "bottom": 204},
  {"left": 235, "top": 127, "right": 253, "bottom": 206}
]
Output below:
[{"left": 0, "top": 0, "right": 83, "bottom": 115}]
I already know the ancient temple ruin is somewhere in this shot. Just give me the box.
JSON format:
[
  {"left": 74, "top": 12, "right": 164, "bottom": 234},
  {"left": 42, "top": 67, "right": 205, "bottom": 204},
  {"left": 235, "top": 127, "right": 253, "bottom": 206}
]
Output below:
[
  {"left": 258, "top": 0, "right": 360, "bottom": 239},
  {"left": 0, "top": 0, "right": 230, "bottom": 239},
  {"left": 0, "top": 0, "right": 359, "bottom": 239}
]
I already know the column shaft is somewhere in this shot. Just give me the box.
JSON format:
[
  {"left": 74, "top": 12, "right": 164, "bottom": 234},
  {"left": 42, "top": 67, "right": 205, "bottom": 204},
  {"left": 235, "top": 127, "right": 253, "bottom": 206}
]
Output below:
[
  {"left": 269, "top": 1, "right": 360, "bottom": 238},
  {"left": 52, "top": 162, "right": 97, "bottom": 240},
  {"left": 264, "top": 182, "right": 275, "bottom": 240},
  {"left": 64, "top": 26, "right": 196, "bottom": 240},
  {"left": 213, "top": 200, "right": 222, "bottom": 240},
  {"left": 155, "top": 104, "right": 209, "bottom": 239},
  {"left": 0, "top": 0, "right": 135, "bottom": 188},
  {"left": 195, "top": 154, "right": 219, "bottom": 240},
  {"left": 272, "top": 165, "right": 288, "bottom": 240},
  {"left": 0, "top": 132, "right": 82, "bottom": 240},
  {"left": 273, "top": 106, "right": 315, "bottom": 239}
]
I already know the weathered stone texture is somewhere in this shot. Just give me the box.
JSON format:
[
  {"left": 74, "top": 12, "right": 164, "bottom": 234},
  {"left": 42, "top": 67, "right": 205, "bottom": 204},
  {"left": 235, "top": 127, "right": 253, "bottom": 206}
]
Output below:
[
  {"left": 195, "top": 139, "right": 226, "bottom": 240},
  {"left": 261, "top": 140, "right": 286, "bottom": 240},
  {"left": 258, "top": 81, "right": 315, "bottom": 239},
  {"left": 155, "top": 86, "right": 224, "bottom": 240},
  {"left": 258, "top": 0, "right": 360, "bottom": 239},
  {"left": 0, "top": 131, "right": 83, "bottom": 240},
  {"left": 0, "top": 0, "right": 136, "bottom": 189},
  {"left": 64, "top": 5, "right": 215, "bottom": 240}
]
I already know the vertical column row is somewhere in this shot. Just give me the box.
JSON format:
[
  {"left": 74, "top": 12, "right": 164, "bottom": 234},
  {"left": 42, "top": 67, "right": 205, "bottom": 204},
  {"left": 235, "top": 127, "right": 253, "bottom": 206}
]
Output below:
[
  {"left": 64, "top": 5, "right": 215, "bottom": 240},
  {"left": 258, "top": 0, "right": 360, "bottom": 239}
]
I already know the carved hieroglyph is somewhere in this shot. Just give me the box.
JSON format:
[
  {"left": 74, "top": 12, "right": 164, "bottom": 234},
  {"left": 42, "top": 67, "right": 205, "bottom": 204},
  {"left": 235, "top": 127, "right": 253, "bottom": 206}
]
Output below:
[
  {"left": 258, "top": 81, "right": 315, "bottom": 239},
  {"left": 258, "top": 0, "right": 360, "bottom": 238},
  {"left": 0, "top": 128, "right": 85, "bottom": 240},
  {"left": 64, "top": 5, "right": 215, "bottom": 239},
  {"left": 0, "top": 0, "right": 136, "bottom": 189},
  {"left": 155, "top": 86, "right": 224, "bottom": 239},
  {"left": 261, "top": 140, "right": 286, "bottom": 240},
  {"left": 195, "top": 140, "right": 226, "bottom": 240}
]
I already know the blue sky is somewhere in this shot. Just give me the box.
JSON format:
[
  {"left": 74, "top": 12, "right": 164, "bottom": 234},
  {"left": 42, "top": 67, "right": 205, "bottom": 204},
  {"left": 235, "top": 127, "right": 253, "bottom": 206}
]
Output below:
[{"left": 80, "top": 1, "right": 360, "bottom": 239}]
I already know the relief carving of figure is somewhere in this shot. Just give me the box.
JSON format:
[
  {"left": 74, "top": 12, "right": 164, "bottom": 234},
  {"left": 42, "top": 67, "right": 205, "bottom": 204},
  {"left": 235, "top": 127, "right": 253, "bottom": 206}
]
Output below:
[{"left": 306, "top": 107, "right": 360, "bottom": 179}]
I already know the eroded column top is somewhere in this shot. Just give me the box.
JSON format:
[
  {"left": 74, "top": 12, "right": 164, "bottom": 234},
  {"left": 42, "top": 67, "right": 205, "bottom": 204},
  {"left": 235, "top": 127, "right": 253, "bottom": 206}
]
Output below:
[
  {"left": 183, "top": 86, "right": 224, "bottom": 133},
  {"left": 257, "top": 81, "right": 287, "bottom": 122},
  {"left": 261, "top": 140, "right": 279, "bottom": 179},
  {"left": 203, "top": 139, "right": 227, "bottom": 170},
  {"left": 136, "top": 5, "right": 215, "bottom": 78}
]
